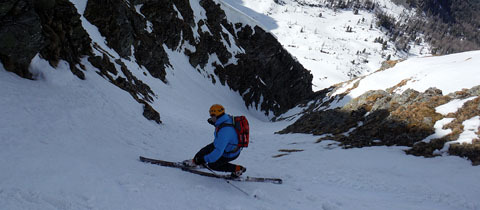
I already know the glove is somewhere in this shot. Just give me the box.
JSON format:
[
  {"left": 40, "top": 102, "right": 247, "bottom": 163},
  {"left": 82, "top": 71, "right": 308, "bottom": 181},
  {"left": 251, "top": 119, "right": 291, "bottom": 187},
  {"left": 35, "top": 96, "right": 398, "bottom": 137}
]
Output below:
[
  {"left": 207, "top": 117, "right": 215, "bottom": 126},
  {"left": 193, "top": 156, "right": 206, "bottom": 165}
]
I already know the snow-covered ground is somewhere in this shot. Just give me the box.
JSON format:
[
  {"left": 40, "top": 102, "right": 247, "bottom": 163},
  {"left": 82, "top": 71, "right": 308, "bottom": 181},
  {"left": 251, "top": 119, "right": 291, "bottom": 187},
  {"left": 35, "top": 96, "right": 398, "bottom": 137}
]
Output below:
[
  {"left": 327, "top": 50, "right": 480, "bottom": 109},
  {"left": 295, "top": 50, "right": 480, "bottom": 156},
  {"left": 1, "top": 0, "right": 479, "bottom": 209},
  {"left": 1, "top": 50, "right": 480, "bottom": 210},
  {"left": 223, "top": 0, "right": 429, "bottom": 91}
]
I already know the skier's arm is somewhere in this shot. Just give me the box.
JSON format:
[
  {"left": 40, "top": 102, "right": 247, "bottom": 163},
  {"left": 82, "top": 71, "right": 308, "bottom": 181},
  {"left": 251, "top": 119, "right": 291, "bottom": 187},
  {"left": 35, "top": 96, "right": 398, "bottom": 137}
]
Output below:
[{"left": 203, "top": 129, "right": 229, "bottom": 163}]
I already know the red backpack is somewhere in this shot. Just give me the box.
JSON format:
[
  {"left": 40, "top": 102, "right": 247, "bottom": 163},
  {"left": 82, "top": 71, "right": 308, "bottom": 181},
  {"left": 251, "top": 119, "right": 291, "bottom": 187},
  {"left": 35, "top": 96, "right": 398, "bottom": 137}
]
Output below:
[{"left": 216, "top": 116, "right": 250, "bottom": 150}]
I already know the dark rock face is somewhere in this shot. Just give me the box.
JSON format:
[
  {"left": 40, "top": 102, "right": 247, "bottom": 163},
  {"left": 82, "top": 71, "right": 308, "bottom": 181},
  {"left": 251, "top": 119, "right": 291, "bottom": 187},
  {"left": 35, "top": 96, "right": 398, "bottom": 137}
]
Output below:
[
  {"left": 84, "top": 1, "right": 139, "bottom": 58},
  {"left": 83, "top": 0, "right": 171, "bottom": 82},
  {"left": 0, "top": 0, "right": 92, "bottom": 79},
  {"left": 0, "top": 0, "right": 45, "bottom": 79},
  {"left": 224, "top": 25, "right": 313, "bottom": 115},
  {"left": 137, "top": 0, "right": 196, "bottom": 82},
  {"left": 140, "top": 0, "right": 195, "bottom": 50},
  {"left": 187, "top": 0, "right": 233, "bottom": 68},
  {"left": 0, "top": 0, "right": 162, "bottom": 123},
  {"left": 82, "top": 0, "right": 312, "bottom": 115},
  {"left": 37, "top": 0, "right": 92, "bottom": 80},
  {"left": 194, "top": 0, "right": 313, "bottom": 115},
  {"left": 1, "top": 0, "right": 314, "bottom": 123}
]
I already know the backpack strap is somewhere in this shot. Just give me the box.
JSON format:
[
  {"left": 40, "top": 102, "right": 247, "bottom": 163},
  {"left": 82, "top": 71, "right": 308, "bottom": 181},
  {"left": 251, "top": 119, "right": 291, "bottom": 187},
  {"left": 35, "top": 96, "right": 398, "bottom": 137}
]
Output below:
[
  {"left": 215, "top": 123, "right": 240, "bottom": 154},
  {"left": 216, "top": 123, "right": 233, "bottom": 131}
]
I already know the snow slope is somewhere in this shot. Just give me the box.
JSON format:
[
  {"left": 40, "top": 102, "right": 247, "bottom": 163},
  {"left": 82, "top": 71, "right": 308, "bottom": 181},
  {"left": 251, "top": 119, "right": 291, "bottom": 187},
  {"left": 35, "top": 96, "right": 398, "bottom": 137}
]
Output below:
[
  {"left": 223, "top": 0, "right": 429, "bottom": 91},
  {"left": 1, "top": 0, "right": 479, "bottom": 209},
  {"left": 2, "top": 48, "right": 480, "bottom": 210},
  {"left": 327, "top": 50, "right": 480, "bottom": 109}
]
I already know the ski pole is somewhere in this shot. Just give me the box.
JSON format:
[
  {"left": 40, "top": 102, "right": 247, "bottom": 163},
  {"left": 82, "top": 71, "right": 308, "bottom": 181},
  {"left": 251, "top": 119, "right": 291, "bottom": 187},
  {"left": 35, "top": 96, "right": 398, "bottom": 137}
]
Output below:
[{"left": 203, "top": 164, "right": 250, "bottom": 196}]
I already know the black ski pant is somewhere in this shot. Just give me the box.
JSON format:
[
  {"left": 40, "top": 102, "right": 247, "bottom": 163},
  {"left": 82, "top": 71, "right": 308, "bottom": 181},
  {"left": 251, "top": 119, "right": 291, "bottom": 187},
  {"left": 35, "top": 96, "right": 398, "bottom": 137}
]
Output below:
[{"left": 194, "top": 143, "right": 239, "bottom": 173}]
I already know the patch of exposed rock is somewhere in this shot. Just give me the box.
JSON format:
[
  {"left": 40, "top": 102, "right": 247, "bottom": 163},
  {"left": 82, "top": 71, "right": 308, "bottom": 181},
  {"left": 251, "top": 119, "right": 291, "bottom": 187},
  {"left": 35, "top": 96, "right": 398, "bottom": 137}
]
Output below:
[
  {"left": 0, "top": 0, "right": 92, "bottom": 79},
  {"left": 1, "top": 0, "right": 42, "bottom": 78},
  {"left": 279, "top": 85, "right": 480, "bottom": 165},
  {"left": 408, "top": 88, "right": 480, "bottom": 165}
]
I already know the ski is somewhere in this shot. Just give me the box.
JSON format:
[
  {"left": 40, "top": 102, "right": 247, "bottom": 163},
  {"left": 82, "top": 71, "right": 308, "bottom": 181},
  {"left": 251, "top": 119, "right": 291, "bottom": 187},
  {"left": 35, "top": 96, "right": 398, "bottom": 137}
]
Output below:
[{"left": 139, "top": 156, "right": 282, "bottom": 184}]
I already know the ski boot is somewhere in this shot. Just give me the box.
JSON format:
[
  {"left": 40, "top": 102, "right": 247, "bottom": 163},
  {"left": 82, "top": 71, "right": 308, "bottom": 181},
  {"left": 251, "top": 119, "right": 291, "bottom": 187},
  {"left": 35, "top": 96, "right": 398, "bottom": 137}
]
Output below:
[
  {"left": 181, "top": 159, "right": 197, "bottom": 168},
  {"left": 230, "top": 165, "right": 246, "bottom": 178}
]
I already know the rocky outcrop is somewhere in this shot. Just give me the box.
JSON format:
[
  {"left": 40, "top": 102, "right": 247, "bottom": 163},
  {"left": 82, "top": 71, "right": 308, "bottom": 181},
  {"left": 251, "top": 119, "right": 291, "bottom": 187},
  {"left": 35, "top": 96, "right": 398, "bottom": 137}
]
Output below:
[
  {"left": 408, "top": 89, "right": 480, "bottom": 165},
  {"left": 279, "top": 86, "right": 480, "bottom": 165},
  {"left": 280, "top": 88, "right": 446, "bottom": 145},
  {"left": 83, "top": 0, "right": 181, "bottom": 83},
  {"left": 37, "top": 0, "right": 92, "bottom": 80},
  {"left": 1, "top": 0, "right": 313, "bottom": 123},
  {"left": 0, "top": 0, "right": 45, "bottom": 79},
  {"left": 83, "top": 0, "right": 313, "bottom": 116},
  {"left": 0, "top": 0, "right": 161, "bottom": 123},
  {"left": 193, "top": 0, "right": 313, "bottom": 115},
  {"left": 0, "top": 0, "right": 92, "bottom": 79},
  {"left": 223, "top": 25, "right": 313, "bottom": 115}
]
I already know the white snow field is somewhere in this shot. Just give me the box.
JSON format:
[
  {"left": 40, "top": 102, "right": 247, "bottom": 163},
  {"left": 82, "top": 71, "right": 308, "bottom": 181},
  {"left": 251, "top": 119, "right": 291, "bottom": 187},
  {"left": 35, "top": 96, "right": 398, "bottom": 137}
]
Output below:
[{"left": 326, "top": 50, "right": 480, "bottom": 110}]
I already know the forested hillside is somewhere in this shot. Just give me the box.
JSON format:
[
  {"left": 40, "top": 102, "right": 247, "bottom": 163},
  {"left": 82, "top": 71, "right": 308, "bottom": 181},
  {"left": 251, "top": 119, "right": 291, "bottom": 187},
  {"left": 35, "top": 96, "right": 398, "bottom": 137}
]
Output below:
[
  {"left": 305, "top": 0, "right": 480, "bottom": 55},
  {"left": 391, "top": 0, "right": 480, "bottom": 54}
]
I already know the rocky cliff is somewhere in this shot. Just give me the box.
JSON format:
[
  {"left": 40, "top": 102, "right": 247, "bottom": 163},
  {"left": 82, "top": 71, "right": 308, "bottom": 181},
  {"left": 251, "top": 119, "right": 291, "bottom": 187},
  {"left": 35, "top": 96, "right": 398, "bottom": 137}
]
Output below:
[{"left": 0, "top": 0, "right": 313, "bottom": 119}]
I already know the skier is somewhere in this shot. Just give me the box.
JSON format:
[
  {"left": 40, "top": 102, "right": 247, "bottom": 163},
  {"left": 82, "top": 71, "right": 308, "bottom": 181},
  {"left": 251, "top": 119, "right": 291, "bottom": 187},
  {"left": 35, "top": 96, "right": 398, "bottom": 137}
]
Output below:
[{"left": 184, "top": 104, "right": 246, "bottom": 178}]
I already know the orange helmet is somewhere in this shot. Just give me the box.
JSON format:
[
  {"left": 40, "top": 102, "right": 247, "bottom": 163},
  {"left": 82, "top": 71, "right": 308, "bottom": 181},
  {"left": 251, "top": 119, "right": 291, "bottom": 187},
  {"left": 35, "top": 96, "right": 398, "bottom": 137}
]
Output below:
[{"left": 209, "top": 104, "right": 225, "bottom": 117}]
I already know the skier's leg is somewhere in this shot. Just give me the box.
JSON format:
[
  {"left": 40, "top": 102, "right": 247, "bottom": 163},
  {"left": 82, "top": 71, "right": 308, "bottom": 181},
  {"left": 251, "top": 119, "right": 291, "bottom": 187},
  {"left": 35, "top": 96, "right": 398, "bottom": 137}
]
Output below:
[
  {"left": 193, "top": 143, "right": 214, "bottom": 161},
  {"left": 208, "top": 155, "right": 239, "bottom": 172}
]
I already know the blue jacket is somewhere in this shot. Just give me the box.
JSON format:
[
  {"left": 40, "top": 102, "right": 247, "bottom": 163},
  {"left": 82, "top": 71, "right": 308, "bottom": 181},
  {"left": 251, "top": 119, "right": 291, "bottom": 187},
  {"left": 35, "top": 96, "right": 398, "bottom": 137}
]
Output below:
[{"left": 203, "top": 114, "right": 241, "bottom": 163}]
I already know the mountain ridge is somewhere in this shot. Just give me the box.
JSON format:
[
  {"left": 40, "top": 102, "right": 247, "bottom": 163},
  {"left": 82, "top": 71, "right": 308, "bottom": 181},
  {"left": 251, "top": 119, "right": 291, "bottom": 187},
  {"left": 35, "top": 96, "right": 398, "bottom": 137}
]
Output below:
[{"left": 0, "top": 0, "right": 313, "bottom": 117}]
